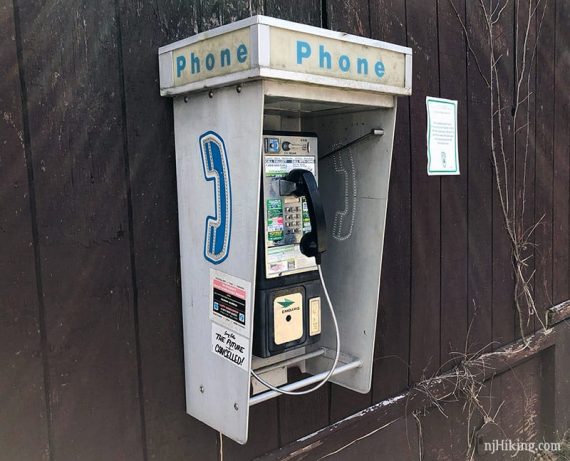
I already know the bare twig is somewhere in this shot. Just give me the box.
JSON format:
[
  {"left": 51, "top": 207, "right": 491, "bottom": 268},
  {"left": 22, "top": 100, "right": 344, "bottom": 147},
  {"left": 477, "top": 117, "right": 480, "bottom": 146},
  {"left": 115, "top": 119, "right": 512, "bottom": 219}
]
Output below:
[
  {"left": 448, "top": 0, "right": 491, "bottom": 88},
  {"left": 472, "top": 0, "right": 549, "bottom": 345},
  {"left": 316, "top": 418, "right": 400, "bottom": 461}
]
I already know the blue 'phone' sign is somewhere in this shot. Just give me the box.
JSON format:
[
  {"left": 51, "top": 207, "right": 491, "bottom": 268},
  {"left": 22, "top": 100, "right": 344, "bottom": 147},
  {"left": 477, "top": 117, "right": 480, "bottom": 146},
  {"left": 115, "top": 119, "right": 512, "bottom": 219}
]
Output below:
[{"left": 200, "top": 131, "right": 232, "bottom": 264}]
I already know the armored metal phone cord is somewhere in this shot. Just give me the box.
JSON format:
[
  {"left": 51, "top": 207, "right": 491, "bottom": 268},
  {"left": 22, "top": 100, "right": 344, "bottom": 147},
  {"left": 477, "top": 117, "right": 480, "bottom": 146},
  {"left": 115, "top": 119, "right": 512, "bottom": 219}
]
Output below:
[{"left": 250, "top": 265, "right": 341, "bottom": 395}]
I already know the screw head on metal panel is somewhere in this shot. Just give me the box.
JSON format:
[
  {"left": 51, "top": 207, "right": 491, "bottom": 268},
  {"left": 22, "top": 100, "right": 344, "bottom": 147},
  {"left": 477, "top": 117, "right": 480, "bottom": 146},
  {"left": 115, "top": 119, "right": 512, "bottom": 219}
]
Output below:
[
  {"left": 236, "top": 85, "right": 242, "bottom": 93},
  {"left": 208, "top": 90, "right": 214, "bottom": 98},
  {"left": 199, "top": 385, "right": 204, "bottom": 393},
  {"left": 233, "top": 403, "right": 239, "bottom": 411}
]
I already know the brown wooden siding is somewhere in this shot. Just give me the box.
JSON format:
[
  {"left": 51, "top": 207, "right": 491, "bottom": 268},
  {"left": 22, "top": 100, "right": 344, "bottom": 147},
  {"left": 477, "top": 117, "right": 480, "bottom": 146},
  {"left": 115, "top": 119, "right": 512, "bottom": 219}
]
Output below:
[{"left": 1, "top": 0, "right": 569, "bottom": 460}]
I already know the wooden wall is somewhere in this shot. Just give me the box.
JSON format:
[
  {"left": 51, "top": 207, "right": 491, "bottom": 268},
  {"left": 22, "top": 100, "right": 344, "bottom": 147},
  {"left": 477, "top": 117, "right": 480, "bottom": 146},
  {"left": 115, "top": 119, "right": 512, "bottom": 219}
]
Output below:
[{"left": 0, "top": 0, "right": 568, "bottom": 460}]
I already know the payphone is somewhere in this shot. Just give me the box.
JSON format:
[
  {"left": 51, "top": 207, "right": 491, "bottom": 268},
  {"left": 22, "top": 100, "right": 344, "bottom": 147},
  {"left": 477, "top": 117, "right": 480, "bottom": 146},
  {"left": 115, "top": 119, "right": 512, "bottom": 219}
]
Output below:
[
  {"left": 253, "top": 132, "right": 324, "bottom": 358},
  {"left": 159, "top": 15, "right": 412, "bottom": 443}
]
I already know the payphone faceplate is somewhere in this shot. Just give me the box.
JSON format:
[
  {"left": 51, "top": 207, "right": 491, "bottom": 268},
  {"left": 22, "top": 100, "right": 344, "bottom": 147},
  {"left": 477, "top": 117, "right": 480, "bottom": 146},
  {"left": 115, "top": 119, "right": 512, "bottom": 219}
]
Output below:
[
  {"left": 262, "top": 133, "right": 318, "bottom": 278},
  {"left": 253, "top": 133, "right": 323, "bottom": 358}
]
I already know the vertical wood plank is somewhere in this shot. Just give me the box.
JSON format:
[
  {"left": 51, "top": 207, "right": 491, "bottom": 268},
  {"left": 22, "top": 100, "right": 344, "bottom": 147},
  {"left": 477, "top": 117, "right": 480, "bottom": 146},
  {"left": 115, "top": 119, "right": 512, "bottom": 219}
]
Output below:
[
  {"left": 552, "top": 320, "right": 570, "bottom": 434},
  {"left": 407, "top": 0, "right": 442, "bottom": 383},
  {"left": 326, "top": 0, "right": 370, "bottom": 35},
  {"left": 466, "top": 0, "right": 493, "bottom": 355},
  {"left": 491, "top": 0, "right": 516, "bottom": 347},
  {"left": 278, "top": 370, "right": 330, "bottom": 444},
  {"left": 540, "top": 344, "right": 556, "bottom": 440},
  {"left": 369, "top": 0, "right": 412, "bottom": 402},
  {"left": 325, "top": 0, "right": 373, "bottom": 423},
  {"left": 523, "top": 357, "right": 542, "bottom": 444},
  {"left": 496, "top": 357, "right": 542, "bottom": 446},
  {"left": 329, "top": 386, "right": 370, "bottom": 424},
  {"left": 420, "top": 401, "right": 473, "bottom": 460},
  {"left": 534, "top": 0, "right": 555, "bottom": 325},
  {"left": 552, "top": 0, "right": 570, "bottom": 304},
  {"left": 199, "top": 0, "right": 263, "bottom": 31},
  {"left": 514, "top": 0, "right": 537, "bottom": 339},
  {"left": 437, "top": 0, "right": 468, "bottom": 369},
  {"left": 265, "top": 0, "right": 322, "bottom": 26},
  {"left": 476, "top": 377, "right": 505, "bottom": 461},
  {"left": 223, "top": 401, "right": 280, "bottom": 460},
  {"left": 117, "top": 1, "right": 219, "bottom": 459},
  {"left": 0, "top": 1, "right": 50, "bottom": 459},
  {"left": 15, "top": 1, "right": 145, "bottom": 459}
]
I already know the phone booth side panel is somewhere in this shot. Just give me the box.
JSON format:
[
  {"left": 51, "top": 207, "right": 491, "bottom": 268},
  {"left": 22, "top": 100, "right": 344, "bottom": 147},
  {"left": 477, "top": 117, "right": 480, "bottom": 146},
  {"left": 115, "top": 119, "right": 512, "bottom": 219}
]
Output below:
[
  {"left": 302, "top": 104, "right": 398, "bottom": 392},
  {"left": 174, "top": 81, "right": 264, "bottom": 443}
]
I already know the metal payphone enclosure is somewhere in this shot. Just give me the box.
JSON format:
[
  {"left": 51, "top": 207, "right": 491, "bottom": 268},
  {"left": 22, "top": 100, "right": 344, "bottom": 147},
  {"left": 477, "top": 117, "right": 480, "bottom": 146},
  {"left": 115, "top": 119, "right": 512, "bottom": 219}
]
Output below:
[{"left": 159, "top": 15, "right": 412, "bottom": 444}]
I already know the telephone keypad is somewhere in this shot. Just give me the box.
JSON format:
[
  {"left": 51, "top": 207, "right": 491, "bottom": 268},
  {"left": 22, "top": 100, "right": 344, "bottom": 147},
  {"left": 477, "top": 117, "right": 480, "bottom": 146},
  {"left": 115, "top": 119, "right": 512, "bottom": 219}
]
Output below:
[{"left": 281, "top": 199, "right": 304, "bottom": 240}]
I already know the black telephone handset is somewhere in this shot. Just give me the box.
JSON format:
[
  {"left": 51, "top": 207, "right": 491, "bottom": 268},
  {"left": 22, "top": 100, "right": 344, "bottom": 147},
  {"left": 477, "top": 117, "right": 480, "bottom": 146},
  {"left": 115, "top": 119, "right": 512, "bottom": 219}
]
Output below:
[{"left": 281, "top": 169, "right": 327, "bottom": 264}]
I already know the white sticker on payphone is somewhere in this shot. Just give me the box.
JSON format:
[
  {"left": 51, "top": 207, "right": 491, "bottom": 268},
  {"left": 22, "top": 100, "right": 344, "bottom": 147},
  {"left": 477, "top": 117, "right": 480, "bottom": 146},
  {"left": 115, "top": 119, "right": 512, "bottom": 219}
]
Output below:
[
  {"left": 209, "top": 269, "right": 252, "bottom": 336},
  {"left": 211, "top": 323, "right": 249, "bottom": 372},
  {"left": 264, "top": 156, "right": 315, "bottom": 176}
]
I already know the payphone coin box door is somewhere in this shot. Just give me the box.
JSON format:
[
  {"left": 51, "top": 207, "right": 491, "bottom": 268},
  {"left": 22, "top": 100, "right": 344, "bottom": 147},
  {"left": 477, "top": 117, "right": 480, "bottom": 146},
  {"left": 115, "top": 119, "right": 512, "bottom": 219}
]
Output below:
[{"left": 158, "top": 15, "right": 412, "bottom": 444}]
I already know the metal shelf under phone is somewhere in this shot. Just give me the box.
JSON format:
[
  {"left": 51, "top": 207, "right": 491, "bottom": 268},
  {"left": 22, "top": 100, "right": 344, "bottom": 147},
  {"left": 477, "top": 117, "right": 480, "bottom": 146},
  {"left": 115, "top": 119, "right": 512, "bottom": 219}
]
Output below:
[
  {"left": 249, "top": 354, "right": 362, "bottom": 406},
  {"left": 253, "top": 347, "right": 326, "bottom": 375}
]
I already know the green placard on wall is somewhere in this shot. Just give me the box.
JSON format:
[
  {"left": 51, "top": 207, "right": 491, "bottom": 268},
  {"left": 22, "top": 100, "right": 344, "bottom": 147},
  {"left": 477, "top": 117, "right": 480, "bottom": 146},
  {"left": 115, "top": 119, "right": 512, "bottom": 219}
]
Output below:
[{"left": 426, "top": 97, "right": 460, "bottom": 175}]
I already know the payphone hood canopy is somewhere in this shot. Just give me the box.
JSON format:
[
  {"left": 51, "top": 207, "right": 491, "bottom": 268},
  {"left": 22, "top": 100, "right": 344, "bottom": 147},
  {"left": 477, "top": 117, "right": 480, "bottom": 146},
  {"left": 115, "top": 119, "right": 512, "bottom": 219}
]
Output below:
[{"left": 158, "top": 15, "right": 412, "bottom": 97}]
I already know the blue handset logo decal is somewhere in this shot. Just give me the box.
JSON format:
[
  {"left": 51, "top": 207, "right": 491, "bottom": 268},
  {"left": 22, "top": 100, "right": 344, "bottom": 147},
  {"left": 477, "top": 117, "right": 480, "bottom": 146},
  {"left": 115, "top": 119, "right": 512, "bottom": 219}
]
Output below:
[{"left": 200, "top": 131, "right": 232, "bottom": 264}]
